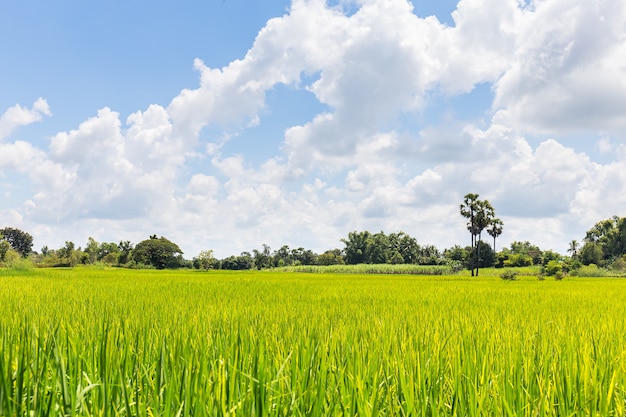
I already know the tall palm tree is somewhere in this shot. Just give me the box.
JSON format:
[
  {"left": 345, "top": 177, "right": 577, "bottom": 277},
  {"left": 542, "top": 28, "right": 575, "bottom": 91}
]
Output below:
[
  {"left": 567, "top": 240, "right": 579, "bottom": 258},
  {"left": 460, "top": 193, "right": 480, "bottom": 276},
  {"left": 460, "top": 194, "right": 495, "bottom": 276},
  {"left": 487, "top": 218, "right": 504, "bottom": 254}
]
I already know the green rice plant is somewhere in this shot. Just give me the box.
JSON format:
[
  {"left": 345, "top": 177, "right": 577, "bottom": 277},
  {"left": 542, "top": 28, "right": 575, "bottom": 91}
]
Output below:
[
  {"left": 1, "top": 269, "right": 626, "bottom": 415},
  {"left": 276, "top": 263, "right": 454, "bottom": 275}
]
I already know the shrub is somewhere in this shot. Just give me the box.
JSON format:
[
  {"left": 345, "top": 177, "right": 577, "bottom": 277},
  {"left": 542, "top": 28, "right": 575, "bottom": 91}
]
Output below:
[
  {"left": 570, "top": 264, "right": 607, "bottom": 277},
  {"left": 500, "top": 270, "right": 519, "bottom": 281},
  {"left": 544, "top": 260, "right": 563, "bottom": 276}
]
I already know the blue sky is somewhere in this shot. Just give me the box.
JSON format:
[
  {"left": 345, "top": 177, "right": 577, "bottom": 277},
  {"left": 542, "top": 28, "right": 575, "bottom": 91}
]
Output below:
[{"left": 1, "top": 0, "right": 626, "bottom": 257}]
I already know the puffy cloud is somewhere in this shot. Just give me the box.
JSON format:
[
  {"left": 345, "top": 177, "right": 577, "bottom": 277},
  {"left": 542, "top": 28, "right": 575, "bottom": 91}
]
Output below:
[
  {"left": 3, "top": 0, "right": 626, "bottom": 258},
  {"left": 493, "top": 0, "right": 626, "bottom": 134},
  {"left": 0, "top": 98, "right": 51, "bottom": 141}
]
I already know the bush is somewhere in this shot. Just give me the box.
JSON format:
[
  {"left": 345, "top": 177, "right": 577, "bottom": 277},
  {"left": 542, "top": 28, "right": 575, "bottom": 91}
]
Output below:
[
  {"left": 554, "top": 271, "right": 565, "bottom": 280},
  {"left": 570, "top": 264, "right": 607, "bottom": 277},
  {"left": 500, "top": 270, "right": 519, "bottom": 281},
  {"left": 544, "top": 260, "right": 563, "bottom": 276}
]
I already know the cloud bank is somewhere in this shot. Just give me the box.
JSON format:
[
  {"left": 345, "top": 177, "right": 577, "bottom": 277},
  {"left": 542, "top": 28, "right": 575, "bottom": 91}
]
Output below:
[{"left": 1, "top": 0, "right": 625, "bottom": 257}]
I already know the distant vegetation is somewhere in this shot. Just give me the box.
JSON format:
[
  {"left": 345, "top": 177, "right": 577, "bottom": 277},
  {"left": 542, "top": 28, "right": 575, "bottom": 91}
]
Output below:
[{"left": 1, "top": 211, "right": 626, "bottom": 277}]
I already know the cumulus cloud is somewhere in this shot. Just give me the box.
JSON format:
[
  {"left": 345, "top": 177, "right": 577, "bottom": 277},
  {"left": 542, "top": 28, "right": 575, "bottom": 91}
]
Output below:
[
  {"left": 493, "top": 0, "right": 626, "bottom": 134},
  {"left": 0, "top": 98, "right": 51, "bottom": 141},
  {"left": 2, "top": 0, "right": 626, "bottom": 257}
]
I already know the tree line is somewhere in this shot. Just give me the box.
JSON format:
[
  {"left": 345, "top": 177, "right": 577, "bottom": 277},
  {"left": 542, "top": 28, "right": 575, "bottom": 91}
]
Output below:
[{"left": 1, "top": 210, "right": 625, "bottom": 273}]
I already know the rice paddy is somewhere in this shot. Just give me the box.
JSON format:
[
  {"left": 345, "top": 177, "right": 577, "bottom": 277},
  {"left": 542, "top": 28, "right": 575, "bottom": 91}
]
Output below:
[{"left": 1, "top": 267, "right": 625, "bottom": 416}]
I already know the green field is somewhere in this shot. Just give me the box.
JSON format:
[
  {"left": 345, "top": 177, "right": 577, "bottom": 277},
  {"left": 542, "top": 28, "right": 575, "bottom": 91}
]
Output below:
[{"left": 1, "top": 268, "right": 625, "bottom": 416}]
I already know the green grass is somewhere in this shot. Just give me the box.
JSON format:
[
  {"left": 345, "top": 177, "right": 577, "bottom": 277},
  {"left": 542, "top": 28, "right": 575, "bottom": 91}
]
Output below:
[
  {"left": 275, "top": 263, "right": 455, "bottom": 275},
  {"left": 1, "top": 268, "right": 626, "bottom": 415}
]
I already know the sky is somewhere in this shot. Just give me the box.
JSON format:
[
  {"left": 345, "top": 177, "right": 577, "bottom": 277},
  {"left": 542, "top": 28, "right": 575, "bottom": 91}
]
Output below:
[{"left": 1, "top": 0, "right": 626, "bottom": 258}]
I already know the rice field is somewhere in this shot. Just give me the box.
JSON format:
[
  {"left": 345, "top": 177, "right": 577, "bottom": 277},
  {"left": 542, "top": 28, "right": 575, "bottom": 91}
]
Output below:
[{"left": 1, "top": 267, "right": 626, "bottom": 416}]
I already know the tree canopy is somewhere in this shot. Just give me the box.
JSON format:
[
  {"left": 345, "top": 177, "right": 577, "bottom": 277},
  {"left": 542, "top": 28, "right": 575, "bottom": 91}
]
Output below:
[
  {"left": 132, "top": 236, "right": 184, "bottom": 269},
  {"left": 0, "top": 227, "right": 33, "bottom": 258}
]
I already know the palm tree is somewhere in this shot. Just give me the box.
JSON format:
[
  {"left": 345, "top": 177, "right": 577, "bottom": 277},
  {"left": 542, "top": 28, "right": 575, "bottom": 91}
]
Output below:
[
  {"left": 460, "top": 194, "right": 495, "bottom": 276},
  {"left": 487, "top": 218, "right": 504, "bottom": 254},
  {"left": 567, "top": 240, "right": 579, "bottom": 258},
  {"left": 460, "top": 193, "right": 480, "bottom": 276}
]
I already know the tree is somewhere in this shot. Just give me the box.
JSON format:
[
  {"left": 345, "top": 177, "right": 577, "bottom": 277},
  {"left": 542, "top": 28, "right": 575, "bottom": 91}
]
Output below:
[
  {"left": 0, "top": 227, "right": 33, "bottom": 258},
  {"left": 567, "top": 240, "right": 579, "bottom": 258},
  {"left": 194, "top": 250, "right": 217, "bottom": 270},
  {"left": 318, "top": 249, "right": 345, "bottom": 265},
  {"left": 583, "top": 216, "right": 626, "bottom": 263},
  {"left": 487, "top": 218, "right": 504, "bottom": 256},
  {"left": 84, "top": 237, "right": 99, "bottom": 263},
  {"left": 132, "top": 236, "right": 184, "bottom": 269},
  {"left": 253, "top": 244, "right": 272, "bottom": 269},
  {"left": 388, "top": 232, "right": 420, "bottom": 264},
  {"left": 0, "top": 240, "right": 10, "bottom": 262},
  {"left": 460, "top": 194, "right": 495, "bottom": 276},
  {"left": 342, "top": 231, "right": 372, "bottom": 264},
  {"left": 118, "top": 241, "right": 133, "bottom": 265},
  {"left": 579, "top": 242, "right": 604, "bottom": 267}
]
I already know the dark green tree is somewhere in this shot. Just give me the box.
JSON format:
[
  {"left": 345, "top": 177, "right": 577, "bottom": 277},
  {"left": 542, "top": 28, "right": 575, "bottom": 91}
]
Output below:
[
  {"left": 132, "top": 236, "right": 183, "bottom": 269},
  {"left": 342, "top": 231, "right": 372, "bottom": 264},
  {"left": 583, "top": 216, "right": 626, "bottom": 263},
  {"left": 0, "top": 227, "right": 33, "bottom": 258}
]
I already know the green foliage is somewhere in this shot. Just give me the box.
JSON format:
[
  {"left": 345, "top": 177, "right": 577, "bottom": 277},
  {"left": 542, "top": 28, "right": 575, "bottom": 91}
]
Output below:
[
  {"left": 509, "top": 241, "right": 543, "bottom": 264},
  {"left": 0, "top": 240, "right": 9, "bottom": 262},
  {"left": 459, "top": 193, "right": 499, "bottom": 276},
  {"left": 193, "top": 249, "right": 217, "bottom": 270},
  {"left": 0, "top": 227, "right": 33, "bottom": 257},
  {"left": 502, "top": 253, "right": 533, "bottom": 267},
  {"left": 132, "top": 236, "right": 183, "bottom": 269},
  {"left": 570, "top": 264, "right": 608, "bottom": 277},
  {"left": 219, "top": 252, "right": 254, "bottom": 270},
  {"left": 579, "top": 242, "right": 604, "bottom": 266},
  {"left": 317, "top": 249, "right": 345, "bottom": 265},
  {"left": 278, "top": 263, "right": 454, "bottom": 275},
  {"left": 499, "top": 270, "right": 519, "bottom": 280},
  {"left": 584, "top": 215, "right": 626, "bottom": 261},
  {"left": 543, "top": 260, "right": 563, "bottom": 276}
]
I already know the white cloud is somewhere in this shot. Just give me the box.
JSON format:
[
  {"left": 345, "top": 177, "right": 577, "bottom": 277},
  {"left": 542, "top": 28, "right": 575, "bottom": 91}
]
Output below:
[
  {"left": 0, "top": 98, "right": 51, "bottom": 141},
  {"left": 3, "top": 0, "right": 626, "bottom": 259},
  {"left": 493, "top": 0, "right": 626, "bottom": 134}
]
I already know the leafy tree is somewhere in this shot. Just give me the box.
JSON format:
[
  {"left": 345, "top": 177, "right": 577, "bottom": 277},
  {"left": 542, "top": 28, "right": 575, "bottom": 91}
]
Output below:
[
  {"left": 444, "top": 245, "right": 471, "bottom": 266},
  {"left": 194, "top": 250, "right": 217, "bottom": 270},
  {"left": 583, "top": 216, "right": 626, "bottom": 263},
  {"left": 57, "top": 241, "right": 87, "bottom": 267},
  {"left": 0, "top": 227, "right": 33, "bottom": 258},
  {"left": 118, "top": 241, "right": 133, "bottom": 265},
  {"left": 220, "top": 252, "right": 253, "bottom": 270},
  {"left": 367, "top": 232, "right": 390, "bottom": 264},
  {"left": 509, "top": 241, "right": 543, "bottom": 265},
  {"left": 84, "top": 237, "right": 100, "bottom": 263},
  {"left": 579, "top": 242, "right": 604, "bottom": 266},
  {"left": 318, "top": 249, "right": 345, "bottom": 265},
  {"left": 132, "top": 236, "right": 184, "bottom": 269},
  {"left": 418, "top": 244, "right": 441, "bottom": 265},
  {"left": 342, "top": 231, "right": 372, "bottom": 264},
  {"left": 388, "top": 232, "right": 420, "bottom": 264},
  {"left": 253, "top": 244, "right": 272, "bottom": 269},
  {"left": 0, "top": 240, "right": 10, "bottom": 262}
]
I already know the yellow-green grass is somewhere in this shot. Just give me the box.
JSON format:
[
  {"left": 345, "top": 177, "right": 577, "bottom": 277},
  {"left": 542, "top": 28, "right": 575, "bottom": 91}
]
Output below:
[{"left": 1, "top": 268, "right": 625, "bottom": 416}]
